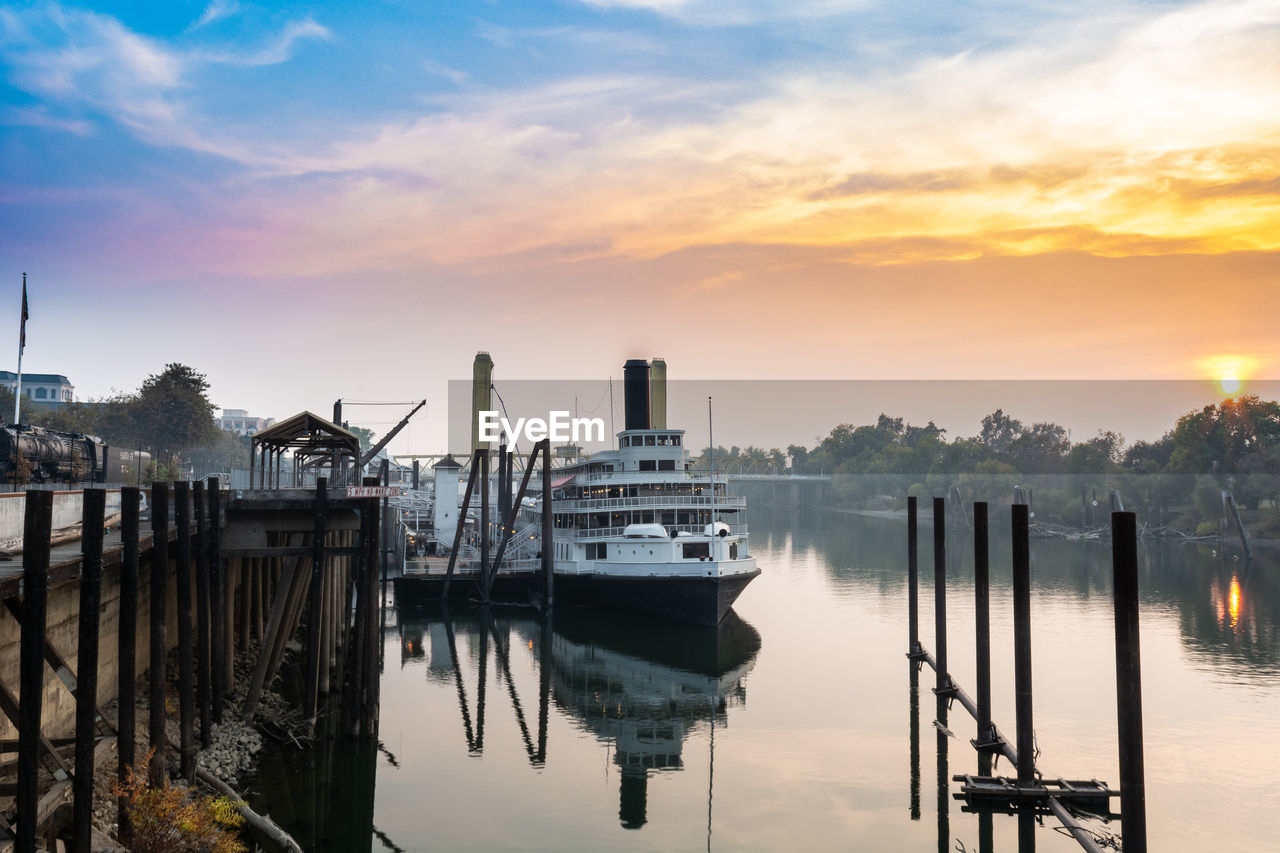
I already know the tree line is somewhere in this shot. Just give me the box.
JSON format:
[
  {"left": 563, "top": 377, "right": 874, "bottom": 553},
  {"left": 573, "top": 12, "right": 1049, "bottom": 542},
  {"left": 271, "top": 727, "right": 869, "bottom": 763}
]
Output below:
[
  {"left": 728, "top": 395, "right": 1280, "bottom": 534},
  {"left": 4, "top": 363, "right": 247, "bottom": 478}
]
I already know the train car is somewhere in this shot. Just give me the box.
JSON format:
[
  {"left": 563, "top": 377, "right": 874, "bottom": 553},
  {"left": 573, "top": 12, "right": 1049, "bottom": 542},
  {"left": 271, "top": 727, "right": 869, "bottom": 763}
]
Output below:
[{"left": 0, "top": 424, "right": 151, "bottom": 484}]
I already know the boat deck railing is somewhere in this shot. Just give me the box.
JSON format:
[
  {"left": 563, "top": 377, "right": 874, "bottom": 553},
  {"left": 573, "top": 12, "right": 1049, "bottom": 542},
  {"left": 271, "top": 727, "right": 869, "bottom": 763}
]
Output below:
[
  {"left": 568, "top": 522, "right": 748, "bottom": 541},
  {"left": 402, "top": 556, "right": 542, "bottom": 576},
  {"left": 554, "top": 494, "right": 746, "bottom": 511}
]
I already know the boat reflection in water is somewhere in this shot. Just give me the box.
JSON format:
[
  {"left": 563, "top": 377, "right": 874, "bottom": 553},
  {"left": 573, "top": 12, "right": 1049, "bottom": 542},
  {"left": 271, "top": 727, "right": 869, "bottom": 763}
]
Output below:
[{"left": 398, "top": 604, "right": 761, "bottom": 831}]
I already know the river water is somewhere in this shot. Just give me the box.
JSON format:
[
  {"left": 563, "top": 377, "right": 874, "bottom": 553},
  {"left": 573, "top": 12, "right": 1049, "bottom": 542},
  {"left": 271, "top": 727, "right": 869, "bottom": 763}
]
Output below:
[{"left": 247, "top": 506, "right": 1280, "bottom": 851}]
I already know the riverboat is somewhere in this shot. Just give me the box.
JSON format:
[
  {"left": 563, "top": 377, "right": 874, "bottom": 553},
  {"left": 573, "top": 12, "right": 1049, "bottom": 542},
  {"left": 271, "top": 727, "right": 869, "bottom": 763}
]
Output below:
[{"left": 530, "top": 359, "right": 759, "bottom": 625}]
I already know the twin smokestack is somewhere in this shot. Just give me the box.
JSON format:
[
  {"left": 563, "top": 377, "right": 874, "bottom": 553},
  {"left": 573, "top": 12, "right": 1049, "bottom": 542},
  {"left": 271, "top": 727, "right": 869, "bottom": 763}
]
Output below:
[
  {"left": 622, "top": 358, "right": 668, "bottom": 431},
  {"left": 471, "top": 354, "right": 667, "bottom": 450}
]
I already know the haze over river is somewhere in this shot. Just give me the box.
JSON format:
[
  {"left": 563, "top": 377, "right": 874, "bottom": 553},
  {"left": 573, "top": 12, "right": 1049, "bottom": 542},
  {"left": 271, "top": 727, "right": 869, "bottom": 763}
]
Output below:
[{"left": 249, "top": 506, "right": 1280, "bottom": 851}]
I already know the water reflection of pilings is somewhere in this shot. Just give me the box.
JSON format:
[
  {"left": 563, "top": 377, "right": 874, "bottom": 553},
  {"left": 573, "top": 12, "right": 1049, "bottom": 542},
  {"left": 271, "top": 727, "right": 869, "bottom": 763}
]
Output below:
[{"left": 397, "top": 603, "right": 761, "bottom": 833}]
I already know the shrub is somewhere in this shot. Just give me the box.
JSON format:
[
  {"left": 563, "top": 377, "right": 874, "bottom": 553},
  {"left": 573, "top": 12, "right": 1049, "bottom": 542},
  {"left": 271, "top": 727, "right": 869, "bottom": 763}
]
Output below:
[{"left": 113, "top": 751, "right": 246, "bottom": 853}]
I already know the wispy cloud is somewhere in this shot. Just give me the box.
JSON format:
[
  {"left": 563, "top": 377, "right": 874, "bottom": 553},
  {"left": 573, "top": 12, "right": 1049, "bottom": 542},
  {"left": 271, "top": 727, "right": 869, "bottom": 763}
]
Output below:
[
  {"left": 423, "top": 59, "right": 468, "bottom": 87},
  {"left": 215, "top": 17, "right": 331, "bottom": 67},
  {"left": 188, "top": 0, "right": 239, "bottom": 32},
  {"left": 573, "top": 0, "right": 873, "bottom": 25},
  {"left": 0, "top": 5, "right": 329, "bottom": 159}
]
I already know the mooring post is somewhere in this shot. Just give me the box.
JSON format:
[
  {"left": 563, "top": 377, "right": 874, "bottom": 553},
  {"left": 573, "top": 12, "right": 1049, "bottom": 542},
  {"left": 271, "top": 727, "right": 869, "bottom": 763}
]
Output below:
[
  {"left": 540, "top": 439, "right": 554, "bottom": 607},
  {"left": 932, "top": 497, "right": 949, "bottom": 693},
  {"left": 305, "top": 478, "right": 328, "bottom": 719},
  {"left": 118, "top": 487, "right": 140, "bottom": 845},
  {"left": 1011, "top": 503, "right": 1034, "bottom": 785},
  {"left": 72, "top": 487, "right": 106, "bottom": 853},
  {"left": 907, "top": 495, "right": 919, "bottom": 656},
  {"left": 149, "top": 482, "right": 169, "bottom": 787},
  {"left": 193, "top": 480, "right": 211, "bottom": 748},
  {"left": 908, "top": 660, "right": 920, "bottom": 821},
  {"left": 973, "top": 501, "right": 993, "bottom": 746},
  {"left": 935, "top": 691, "right": 950, "bottom": 853},
  {"left": 1112, "top": 511, "right": 1147, "bottom": 853},
  {"left": 17, "top": 489, "right": 52, "bottom": 853},
  {"left": 174, "top": 482, "right": 195, "bottom": 782},
  {"left": 209, "top": 478, "right": 224, "bottom": 723}
]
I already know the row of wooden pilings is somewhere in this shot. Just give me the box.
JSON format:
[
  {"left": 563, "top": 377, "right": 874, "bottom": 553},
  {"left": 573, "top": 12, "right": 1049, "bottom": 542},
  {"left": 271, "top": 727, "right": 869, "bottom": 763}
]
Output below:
[
  {"left": 907, "top": 496, "right": 1146, "bottom": 853},
  {"left": 9, "top": 475, "right": 382, "bottom": 852}
]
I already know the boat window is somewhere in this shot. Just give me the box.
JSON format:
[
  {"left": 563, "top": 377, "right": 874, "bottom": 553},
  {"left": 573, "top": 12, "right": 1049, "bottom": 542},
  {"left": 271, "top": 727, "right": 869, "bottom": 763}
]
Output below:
[
  {"left": 672, "top": 435, "right": 681, "bottom": 446},
  {"left": 645, "top": 435, "right": 656, "bottom": 446},
  {"left": 730, "top": 542, "right": 739, "bottom": 559},
  {"left": 658, "top": 459, "right": 675, "bottom": 471},
  {"left": 657, "top": 435, "right": 669, "bottom": 446},
  {"left": 639, "top": 460, "right": 656, "bottom": 471},
  {"left": 682, "top": 542, "right": 710, "bottom": 560}
]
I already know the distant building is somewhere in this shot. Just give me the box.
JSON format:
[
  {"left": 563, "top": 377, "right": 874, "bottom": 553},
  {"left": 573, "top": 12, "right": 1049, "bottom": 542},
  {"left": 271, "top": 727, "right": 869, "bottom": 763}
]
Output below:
[
  {"left": 216, "top": 408, "right": 277, "bottom": 436},
  {"left": 0, "top": 371, "right": 74, "bottom": 404}
]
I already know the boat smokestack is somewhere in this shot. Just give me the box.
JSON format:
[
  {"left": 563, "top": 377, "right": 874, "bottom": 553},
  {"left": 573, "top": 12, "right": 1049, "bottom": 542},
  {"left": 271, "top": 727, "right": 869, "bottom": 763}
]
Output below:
[
  {"left": 650, "top": 358, "right": 667, "bottom": 430},
  {"left": 471, "top": 351, "right": 494, "bottom": 452},
  {"left": 623, "top": 359, "right": 651, "bottom": 431}
]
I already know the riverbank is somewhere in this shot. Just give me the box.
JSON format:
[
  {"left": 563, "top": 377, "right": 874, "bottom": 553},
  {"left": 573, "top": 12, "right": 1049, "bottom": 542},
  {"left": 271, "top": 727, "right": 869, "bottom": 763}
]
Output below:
[{"left": 815, "top": 503, "right": 1280, "bottom": 550}]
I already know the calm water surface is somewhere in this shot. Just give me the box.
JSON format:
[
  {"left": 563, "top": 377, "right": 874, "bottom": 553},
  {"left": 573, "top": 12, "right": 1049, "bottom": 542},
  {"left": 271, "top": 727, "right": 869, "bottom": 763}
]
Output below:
[{"left": 248, "top": 507, "right": 1280, "bottom": 851}]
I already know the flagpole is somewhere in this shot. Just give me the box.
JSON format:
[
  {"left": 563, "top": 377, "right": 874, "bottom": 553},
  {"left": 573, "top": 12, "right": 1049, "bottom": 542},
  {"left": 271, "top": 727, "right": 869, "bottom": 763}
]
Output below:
[{"left": 14, "top": 273, "right": 26, "bottom": 425}]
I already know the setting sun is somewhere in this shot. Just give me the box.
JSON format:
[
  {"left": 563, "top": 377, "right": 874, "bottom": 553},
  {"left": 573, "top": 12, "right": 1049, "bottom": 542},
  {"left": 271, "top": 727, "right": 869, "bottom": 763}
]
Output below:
[{"left": 1200, "top": 354, "right": 1260, "bottom": 396}]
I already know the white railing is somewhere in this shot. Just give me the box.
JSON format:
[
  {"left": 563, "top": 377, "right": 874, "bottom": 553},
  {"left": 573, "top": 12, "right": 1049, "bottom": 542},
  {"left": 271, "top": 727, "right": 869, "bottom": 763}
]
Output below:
[
  {"left": 553, "top": 494, "right": 746, "bottom": 511},
  {"left": 568, "top": 523, "right": 748, "bottom": 541},
  {"left": 402, "top": 557, "right": 542, "bottom": 576}
]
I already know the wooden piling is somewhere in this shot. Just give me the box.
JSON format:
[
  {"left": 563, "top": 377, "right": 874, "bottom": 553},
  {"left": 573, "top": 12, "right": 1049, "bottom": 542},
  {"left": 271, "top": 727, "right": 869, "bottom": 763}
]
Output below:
[
  {"left": 174, "top": 482, "right": 196, "bottom": 782},
  {"left": 1011, "top": 503, "right": 1034, "bottom": 785},
  {"left": 973, "top": 502, "right": 993, "bottom": 746},
  {"left": 223, "top": 558, "right": 237, "bottom": 689},
  {"left": 72, "top": 488, "right": 106, "bottom": 853},
  {"left": 193, "top": 480, "right": 211, "bottom": 749},
  {"left": 238, "top": 557, "right": 251, "bottom": 653},
  {"left": 149, "top": 483, "right": 169, "bottom": 787},
  {"left": 209, "top": 479, "right": 224, "bottom": 723},
  {"left": 1111, "top": 511, "right": 1147, "bottom": 853},
  {"left": 932, "top": 497, "right": 948, "bottom": 693},
  {"left": 305, "top": 479, "right": 327, "bottom": 719},
  {"left": 118, "top": 487, "right": 140, "bottom": 844},
  {"left": 241, "top": 548, "right": 304, "bottom": 722},
  {"left": 17, "top": 489, "right": 52, "bottom": 853},
  {"left": 907, "top": 496, "right": 918, "bottom": 655}
]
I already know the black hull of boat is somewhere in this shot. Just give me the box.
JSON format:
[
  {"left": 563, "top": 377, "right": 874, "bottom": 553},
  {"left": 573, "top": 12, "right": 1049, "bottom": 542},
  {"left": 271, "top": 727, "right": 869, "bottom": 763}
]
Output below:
[{"left": 554, "top": 569, "right": 760, "bottom": 626}]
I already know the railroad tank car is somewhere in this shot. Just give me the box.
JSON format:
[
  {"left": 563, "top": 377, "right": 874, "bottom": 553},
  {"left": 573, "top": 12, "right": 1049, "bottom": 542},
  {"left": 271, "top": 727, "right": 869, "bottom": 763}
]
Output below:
[{"left": 0, "top": 424, "right": 151, "bottom": 484}]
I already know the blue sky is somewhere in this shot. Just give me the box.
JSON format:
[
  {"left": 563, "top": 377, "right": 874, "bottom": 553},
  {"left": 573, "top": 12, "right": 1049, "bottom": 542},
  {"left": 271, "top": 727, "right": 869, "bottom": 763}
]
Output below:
[{"left": 1, "top": 0, "right": 1278, "bottom": 453}]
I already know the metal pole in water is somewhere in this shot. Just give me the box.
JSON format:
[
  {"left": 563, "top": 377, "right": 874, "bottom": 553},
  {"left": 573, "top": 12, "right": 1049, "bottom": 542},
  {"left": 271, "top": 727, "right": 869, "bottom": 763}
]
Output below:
[
  {"left": 973, "top": 501, "right": 992, "bottom": 745},
  {"left": 907, "top": 496, "right": 919, "bottom": 656},
  {"left": 932, "top": 497, "right": 948, "bottom": 693},
  {"left": 1111, "top": 511, "right": 1147, "bottom": 853},
  {"left": 1011, "top": 503, "right": 1034, "bottom": 785}
]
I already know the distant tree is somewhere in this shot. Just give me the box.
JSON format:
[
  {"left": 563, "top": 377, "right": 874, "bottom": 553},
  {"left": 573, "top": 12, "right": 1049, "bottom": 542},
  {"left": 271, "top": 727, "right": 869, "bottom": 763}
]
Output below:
[
  {"left": 1168, "top": 395, "right": 1280, "bottom": 475},
  {"left": 977, "top": 409, "right": 1024, "bottom": 458},
  {"left": 348, "top": 426, "right": 376, "bottom": 454},
  {"left": 188, "top": 430, "right": 250, "bottom": 472},
  {"left": 131, "top": 364, "right": 218, "bottom": 463},
  {"left": 1122, "top": 434, "right": 1174, "bottom": 472}
]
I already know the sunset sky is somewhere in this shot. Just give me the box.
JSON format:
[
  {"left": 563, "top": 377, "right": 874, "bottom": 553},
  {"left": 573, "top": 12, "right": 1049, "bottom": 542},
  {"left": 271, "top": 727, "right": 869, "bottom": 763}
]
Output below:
[{"left": 1, "top": 1, "right": 1278, "bottom": 453}]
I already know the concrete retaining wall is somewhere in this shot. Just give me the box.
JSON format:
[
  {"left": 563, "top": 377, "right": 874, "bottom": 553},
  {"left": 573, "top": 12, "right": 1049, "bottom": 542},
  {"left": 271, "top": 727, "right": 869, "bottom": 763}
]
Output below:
[
  {"left": 0, "top": 546, "right": 183, "bottom": 740},
  {"left": 0, "top": 490, "right": 125, "bottom": 541}
]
